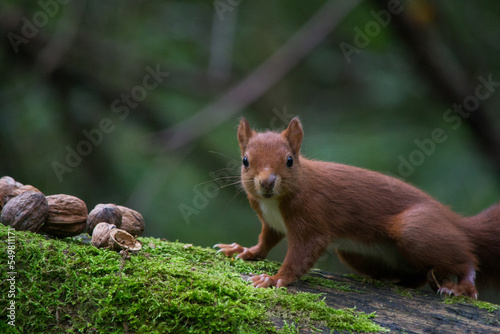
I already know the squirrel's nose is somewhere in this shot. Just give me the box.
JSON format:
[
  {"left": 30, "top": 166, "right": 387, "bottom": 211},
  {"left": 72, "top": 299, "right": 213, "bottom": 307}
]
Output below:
[{"left": 260, "top": 174, "right": 277, "bottom": 191}]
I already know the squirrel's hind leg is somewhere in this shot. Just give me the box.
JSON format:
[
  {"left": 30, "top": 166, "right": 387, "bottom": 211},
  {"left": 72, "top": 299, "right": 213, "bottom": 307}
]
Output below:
[
  {"left": 435, "top": 264, "right": 478, "bottom": 299},
  {"left": 390, "top": 204, "right": 479, "bottom": 299}
]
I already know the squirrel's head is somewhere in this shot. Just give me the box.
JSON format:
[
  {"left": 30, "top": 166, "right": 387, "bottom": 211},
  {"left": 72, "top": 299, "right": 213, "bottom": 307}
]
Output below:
[{"left": 237, "top": 117, "right": 303, "bottom": 200}]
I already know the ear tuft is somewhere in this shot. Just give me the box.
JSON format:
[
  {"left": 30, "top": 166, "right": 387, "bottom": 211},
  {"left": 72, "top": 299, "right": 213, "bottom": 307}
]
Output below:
[
  {"left": 282, "top": 117, "right": 303, "bottom": 155},
  {"left": 237, "top": 117, "right": 254, "bottom": 153}
]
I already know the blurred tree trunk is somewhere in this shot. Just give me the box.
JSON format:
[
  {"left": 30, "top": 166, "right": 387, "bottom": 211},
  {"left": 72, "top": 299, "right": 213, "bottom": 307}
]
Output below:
[{"left": 371, "top": 0, "right": 500, "bottom": 175}]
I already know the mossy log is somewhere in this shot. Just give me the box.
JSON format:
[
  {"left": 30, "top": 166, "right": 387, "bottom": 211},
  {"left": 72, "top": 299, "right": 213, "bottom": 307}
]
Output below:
[
  {"left": 282, "top": 272, "right": 500, "bottom": 333},
  {"left": 1, "top": 224, "right": 498, "bottom": 333}
]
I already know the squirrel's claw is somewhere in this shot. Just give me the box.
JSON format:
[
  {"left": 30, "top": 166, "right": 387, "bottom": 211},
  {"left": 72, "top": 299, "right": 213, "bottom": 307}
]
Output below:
[
  {"left": 437, "top": 284, "right": 478, "bottom": 299},
  {"left": 213, "top": 243, "right": 246, "bottom": 257},
  {"left": 250, "top": 274, "right": 284, "bottom": 288}
]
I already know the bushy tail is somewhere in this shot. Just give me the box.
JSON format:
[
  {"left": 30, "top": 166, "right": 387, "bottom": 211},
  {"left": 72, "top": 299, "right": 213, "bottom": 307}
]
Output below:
[{"left": 463, "top": 202, "right": 500, "bottom": 287}]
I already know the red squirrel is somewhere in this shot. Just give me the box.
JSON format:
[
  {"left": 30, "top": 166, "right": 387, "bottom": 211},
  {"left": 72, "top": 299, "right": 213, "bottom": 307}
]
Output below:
[{"left": 215, "top": 117, "right": 500, "bottom": 299}]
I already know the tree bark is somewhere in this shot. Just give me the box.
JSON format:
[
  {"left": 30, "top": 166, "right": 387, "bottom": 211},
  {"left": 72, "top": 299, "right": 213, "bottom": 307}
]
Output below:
[{"left": 256, "top": 271, "right": 500, "bottom": 333}]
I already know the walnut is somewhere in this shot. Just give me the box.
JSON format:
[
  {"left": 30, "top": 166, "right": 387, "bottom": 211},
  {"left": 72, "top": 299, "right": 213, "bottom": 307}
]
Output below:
[
  {"left": 40, "top": 194, "right": 88, "bottom": 238},
  {"left": 0, "top": 176, "right": 16, "bottom": 185},
  {"left": 0, "top": 176, "right": 23, "bottom": 188},
  {"left": 0, "top": 191, "right": 48, "bottom": 232},
  {"left": 117, "top": 205, "right": 145, "bottom": 237},
  {"left": 91, "top": 222, "right": 116, "bottom": 249},
  {"left": 109, "top": 228, "right": 142, "bottom": 252},
  {"left": 87, "top": 204, "right": 122, "bottom": 235},
  {"left": 0, "top": 177, "right": 39, "bottom": 208},
  {"left": 0, "top": 176, "right": 21, "bottom": 209},
  {"left": 12, "top": 185, "right": 42, "bottom": 196}
]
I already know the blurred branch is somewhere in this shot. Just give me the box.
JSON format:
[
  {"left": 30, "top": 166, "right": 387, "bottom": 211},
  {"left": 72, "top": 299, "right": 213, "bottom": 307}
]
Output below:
[
  {"left": 156, "top": 0, "right": 363, "bottom": 151},
  {"left": 208, "top": 3, "right": 238, "bottom": 83},
  {"left": 370, "top": 0, "right": 500, "bottom": 173},
  {"left": 0, "top": 10, "right": 167, "bottom": 133},
  {"left": 37, "top": 0, "right": 87, "bottom": 75}
]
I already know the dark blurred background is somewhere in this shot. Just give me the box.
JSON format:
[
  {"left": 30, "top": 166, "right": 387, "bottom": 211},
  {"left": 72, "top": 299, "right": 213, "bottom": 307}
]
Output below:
[{"left": 1, "top": 0, "right": 500, "bottom": 300}]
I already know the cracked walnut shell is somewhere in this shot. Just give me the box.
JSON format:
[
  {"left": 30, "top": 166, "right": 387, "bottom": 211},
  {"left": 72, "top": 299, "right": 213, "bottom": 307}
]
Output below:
[{"left": 109, "top": 228, "right": 141, "bottom": 252}]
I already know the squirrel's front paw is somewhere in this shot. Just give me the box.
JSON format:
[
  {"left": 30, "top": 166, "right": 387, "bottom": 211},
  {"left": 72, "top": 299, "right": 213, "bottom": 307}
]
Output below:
[
  {"left": 250, "top": 274, "right": 284, "bottom": 288},
  {"left": 214, "top": 243, "right": 256, "bottom": 260},
  {"left": 214, "top": 243, "right": 244, "bottom": 256}
]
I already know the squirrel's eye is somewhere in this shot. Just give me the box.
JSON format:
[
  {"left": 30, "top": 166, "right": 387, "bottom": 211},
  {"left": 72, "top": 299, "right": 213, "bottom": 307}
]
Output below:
[
  {"left": 242, "top": 155, "right": 249, "bottom": 168},
  {"left": 286, "top": 155, "right": 293, "bottom": 168}
]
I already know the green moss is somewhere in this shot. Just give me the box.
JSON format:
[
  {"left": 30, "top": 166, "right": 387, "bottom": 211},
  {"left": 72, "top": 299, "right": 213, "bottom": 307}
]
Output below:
[
  {"left": 277, "top": 321, "right": 299, "bottom": 333},
  {"left": 301, "top": 270, "right": 359, "bottom": 293},
  {"left": 346, "top": 273, "right": 387, "bottom": 288},
  {"left": 0, "top": 225, "right": 387, "bottom": 333},
  {"left": 443, "top": 296, "right": 500, "bottom": 312},
  {"left": 391, "top": 286, "right": 415, "bottom": 298}
]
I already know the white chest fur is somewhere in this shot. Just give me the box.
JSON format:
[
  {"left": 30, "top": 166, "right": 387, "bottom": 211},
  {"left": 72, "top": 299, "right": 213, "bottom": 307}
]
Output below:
[{"left": 259, "top": 199, "right": 287, "bottom": 234}]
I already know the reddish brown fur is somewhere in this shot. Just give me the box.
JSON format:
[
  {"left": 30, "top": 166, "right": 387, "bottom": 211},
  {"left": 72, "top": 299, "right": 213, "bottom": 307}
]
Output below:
[{"left": 215, "top": 117, "right": 500, "bottom": 298}]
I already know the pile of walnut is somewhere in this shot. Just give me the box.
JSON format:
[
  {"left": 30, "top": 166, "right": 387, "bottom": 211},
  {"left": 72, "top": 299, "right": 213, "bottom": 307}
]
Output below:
[{"left": 0, "top": 176, "right": 143, "bottom": 252}]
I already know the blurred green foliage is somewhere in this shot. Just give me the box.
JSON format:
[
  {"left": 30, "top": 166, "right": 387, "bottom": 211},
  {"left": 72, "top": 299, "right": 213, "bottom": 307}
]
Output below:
[{"left": 1, "top": 0, "right": 500, "bottom": 284}]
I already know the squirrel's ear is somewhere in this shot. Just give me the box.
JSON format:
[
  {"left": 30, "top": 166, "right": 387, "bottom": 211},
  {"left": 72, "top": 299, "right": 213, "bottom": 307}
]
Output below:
[
  {"left": 237, "top": 117, "right": 254, "bottom": 152},
  {"left": 283, "top": 117, "right": 303, "bottom": 155}
]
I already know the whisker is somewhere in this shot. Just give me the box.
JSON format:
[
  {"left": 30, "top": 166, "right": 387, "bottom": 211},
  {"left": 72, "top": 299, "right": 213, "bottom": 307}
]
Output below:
[
  {"left": 232, "top": 190, "right": 247, "bottom": 201},
  {"left": 210, "top": 176, "right": 241, "bottom": 181},
  {"left": 219, "top": 187, "right": 250, "bottom": 211},
  {"left": 218, "top": 178, "right": 254, "bottom": 191},
  {"left": 211, "top": 167, "right": 240, "bottom": 174},
  {"left": 218, "top": 181, "right": 244, "bottom": 189},
  {"left": 222, "top": 180, "right": 242, "bottom": 188},
  {"left": 192, "top": 176, "right": 241, "bottom": 189},
  {"left": 205, "top": 180, "right": 248, "bottom": 197},
  {"left": 208, "top": 151, "right": 240, "bottom": 161}
]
